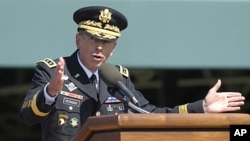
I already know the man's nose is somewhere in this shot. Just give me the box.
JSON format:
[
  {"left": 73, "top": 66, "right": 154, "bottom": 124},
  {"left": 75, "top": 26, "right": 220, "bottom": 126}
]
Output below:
[{"left": 93, "top": 38, "right": 105, "bottom": 46}]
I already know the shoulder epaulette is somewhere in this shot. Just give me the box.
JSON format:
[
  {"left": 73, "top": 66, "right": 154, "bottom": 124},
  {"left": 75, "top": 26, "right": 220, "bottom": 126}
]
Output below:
[
  {"left": 38, "top": 58, "right": 57, "bottom": 69},
  {"left": 117, "top": 64, "right": 129, "bottom": 78}
]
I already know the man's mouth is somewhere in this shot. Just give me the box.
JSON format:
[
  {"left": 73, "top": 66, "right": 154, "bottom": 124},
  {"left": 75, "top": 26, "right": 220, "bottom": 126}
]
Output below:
[{"left": 93, "top": 54, "right": 103, "bottom": 60}]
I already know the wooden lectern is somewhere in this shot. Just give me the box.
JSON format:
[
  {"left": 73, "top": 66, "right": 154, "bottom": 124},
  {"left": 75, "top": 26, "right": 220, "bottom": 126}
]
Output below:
[{"left": 72, "top": 113, "right": 250, "bottom": 141}]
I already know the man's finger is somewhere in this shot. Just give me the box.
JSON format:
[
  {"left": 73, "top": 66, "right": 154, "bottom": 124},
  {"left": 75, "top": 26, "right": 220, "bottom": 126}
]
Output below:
[{"left": 209, "top": 79, "right": 222, "bottom": 92}]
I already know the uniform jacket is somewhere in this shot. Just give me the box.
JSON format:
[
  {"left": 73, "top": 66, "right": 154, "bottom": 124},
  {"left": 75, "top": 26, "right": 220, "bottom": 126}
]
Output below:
[{"left": 20, "top": 50, "right": 204, "bottom": 141}]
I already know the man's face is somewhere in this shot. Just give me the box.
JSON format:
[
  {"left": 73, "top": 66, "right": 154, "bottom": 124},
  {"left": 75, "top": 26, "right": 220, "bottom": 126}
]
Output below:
[{"left": 76, "top": 33, "right": 117, "bottom": 72}]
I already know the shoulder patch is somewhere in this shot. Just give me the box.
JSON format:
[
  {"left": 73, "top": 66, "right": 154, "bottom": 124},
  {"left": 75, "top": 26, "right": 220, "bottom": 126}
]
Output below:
[
  {"left": 38, "top": 58, "right": 57, "bottom": 68},
  {"left": 117, "top": 65, "right": 129, "bottom": 78}
]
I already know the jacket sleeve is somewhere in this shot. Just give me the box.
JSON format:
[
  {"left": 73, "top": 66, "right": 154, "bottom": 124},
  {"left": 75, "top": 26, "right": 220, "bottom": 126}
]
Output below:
[
  {"left": 20, "top": 58, "right": 57, "bottom": 125},
  {"left": 118, "top": 65, "right": 204, "bottom": 114}
]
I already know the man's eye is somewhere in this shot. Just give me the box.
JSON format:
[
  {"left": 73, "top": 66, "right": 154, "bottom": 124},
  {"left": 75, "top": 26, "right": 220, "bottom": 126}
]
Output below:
[{"left": 89, "top": 37, "right": 95, "bottom": 40}]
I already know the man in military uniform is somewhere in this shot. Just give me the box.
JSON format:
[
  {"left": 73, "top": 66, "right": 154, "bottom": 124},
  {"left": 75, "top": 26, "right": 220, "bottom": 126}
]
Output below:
[{"left": 20, "top": 6, "right": 245, "bottom": 141}]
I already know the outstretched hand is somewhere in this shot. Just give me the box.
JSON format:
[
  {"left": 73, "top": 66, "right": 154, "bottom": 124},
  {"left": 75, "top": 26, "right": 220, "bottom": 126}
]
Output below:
[{"left": 203, "top": 79, "right": 245, "bottom": 113}]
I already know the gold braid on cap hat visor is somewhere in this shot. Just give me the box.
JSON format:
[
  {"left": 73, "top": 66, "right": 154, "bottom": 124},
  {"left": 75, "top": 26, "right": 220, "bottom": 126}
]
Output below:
[{"left": 78, "top": 21, "right": 121, "bottom": 39}]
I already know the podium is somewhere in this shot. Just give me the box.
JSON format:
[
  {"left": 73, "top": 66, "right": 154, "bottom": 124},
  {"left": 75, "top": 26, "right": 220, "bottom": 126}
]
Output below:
[{"left": 72, "top": 113, "right": 250, "bottom": 141}]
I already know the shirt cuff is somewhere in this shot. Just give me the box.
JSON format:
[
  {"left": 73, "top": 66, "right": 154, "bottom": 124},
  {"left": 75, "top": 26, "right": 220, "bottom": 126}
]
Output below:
[{"left": 44, "top": 83, "right": 58, "bottom": 105}]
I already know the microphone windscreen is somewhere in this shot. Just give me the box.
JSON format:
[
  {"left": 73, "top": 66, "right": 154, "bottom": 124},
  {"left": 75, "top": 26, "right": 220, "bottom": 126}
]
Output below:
[{"left": 99, "top": 63, "right": 123, "bottom": 87}]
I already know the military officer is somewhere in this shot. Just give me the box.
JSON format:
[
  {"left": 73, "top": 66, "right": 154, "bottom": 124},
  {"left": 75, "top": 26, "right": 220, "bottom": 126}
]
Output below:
[{"left": 20, "top": 6, "right": 245, "bottom": 141}]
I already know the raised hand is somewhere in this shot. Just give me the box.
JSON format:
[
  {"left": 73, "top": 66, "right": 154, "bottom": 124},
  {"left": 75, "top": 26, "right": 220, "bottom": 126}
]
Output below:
[
  {"left": 46, "top": 57, "right": 65, "bottom": 97},
  {"left": 203, "top": 79, "right": 245, "bottom": 113}
]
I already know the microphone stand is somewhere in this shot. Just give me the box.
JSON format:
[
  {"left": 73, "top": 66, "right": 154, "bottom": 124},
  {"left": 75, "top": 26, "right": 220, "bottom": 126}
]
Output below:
[
  {"left": 108, "top": 87, "right": 150, "bottom": 114},
  {"left": 127, "top": 101, "right": 150, "bottom": 114},
  {"left": 117, "top": 90, "right": 150, "bottom": 114}
]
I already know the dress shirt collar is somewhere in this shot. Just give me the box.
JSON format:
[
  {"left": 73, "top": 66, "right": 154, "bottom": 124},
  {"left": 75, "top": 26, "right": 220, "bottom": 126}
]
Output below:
[{"left": 77, "top": 51, "right": 99, "bottom": 81}]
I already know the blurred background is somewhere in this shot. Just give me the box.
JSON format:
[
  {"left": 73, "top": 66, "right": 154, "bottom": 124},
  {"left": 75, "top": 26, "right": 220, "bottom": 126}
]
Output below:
[{"left": 1, "top": 0, "right": 250, "bottom": 140}]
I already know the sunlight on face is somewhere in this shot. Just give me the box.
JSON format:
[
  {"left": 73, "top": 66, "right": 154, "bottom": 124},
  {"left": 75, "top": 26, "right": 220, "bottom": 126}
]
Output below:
[{"left": 76, "top": 32, "right": 117, "bottom": 72}]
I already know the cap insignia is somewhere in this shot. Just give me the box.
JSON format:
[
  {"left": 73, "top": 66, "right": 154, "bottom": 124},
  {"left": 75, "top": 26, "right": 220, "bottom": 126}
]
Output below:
[
  {"left": 77, "top": 8, "right": 121, "bottom": 40},
  {"left": 99, "top": 9, "right": 112, "bottom": 23}
]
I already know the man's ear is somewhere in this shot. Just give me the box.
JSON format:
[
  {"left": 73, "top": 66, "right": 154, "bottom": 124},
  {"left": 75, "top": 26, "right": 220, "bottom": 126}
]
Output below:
[
  {"left": 109, "top": 42, "right": 117, "bottom": 56},
  {"left": 110, "top": 49, "right": 115, "bottom": 57},
  {"left": 75, "top": 33, "right": 81, "bottom": 49}
]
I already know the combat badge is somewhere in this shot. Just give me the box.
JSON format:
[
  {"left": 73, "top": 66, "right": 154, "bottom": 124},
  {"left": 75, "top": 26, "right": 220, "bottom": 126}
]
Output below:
[{"left": 65, "top": 82, "right": 77, "bottom": 92}]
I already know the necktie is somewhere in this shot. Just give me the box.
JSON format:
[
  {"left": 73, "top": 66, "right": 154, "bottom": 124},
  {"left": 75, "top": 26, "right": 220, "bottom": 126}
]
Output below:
[
  {"left": 90, "top": 74, "right": 99, "bottom": 101},
  {"left": 90, "top": 74, "right": 97, "bottom": 90}
]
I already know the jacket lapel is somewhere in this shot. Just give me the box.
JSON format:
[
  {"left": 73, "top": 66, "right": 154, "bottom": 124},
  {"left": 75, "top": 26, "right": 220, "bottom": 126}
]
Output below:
[
  {"left": 63, "top": 50, "right": 98, "bottom": 101},
  {"left": 98, "top": 79, "right": 111, "bottom": 104}
]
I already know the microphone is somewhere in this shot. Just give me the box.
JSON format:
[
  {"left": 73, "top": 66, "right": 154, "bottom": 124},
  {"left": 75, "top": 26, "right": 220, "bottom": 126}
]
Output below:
[
  {"left": 99, "top": 63, "right": 140, "bottom": 107},
  {"left": 107, "top": 87, "right": 131, "bottom": 104},
  {"left": 108, "top": 87, "right": 150, "bottom": 114}
]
